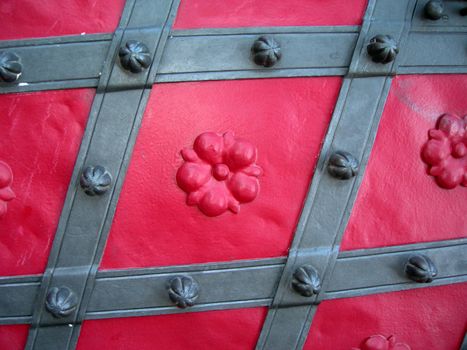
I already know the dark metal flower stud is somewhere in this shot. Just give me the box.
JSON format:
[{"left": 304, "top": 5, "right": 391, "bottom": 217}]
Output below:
[
  {"left": 251, "top": 36, "right": 282, "bottom": 68},
  {"left": 424, "top": 1, "right": 444, "bottom": 20},
  {"left": 292, "top": 265, "right": 321, "bottom": 297},
  {"left": 80, "top": 165, "right": 112, "bottom": 196},
  {"left": 367, "top": 35, "right": 399, "bottom": 64},
  {"left": 167, "top": 275, "right": 199, "bottom": 308},
  {"left": 405, "top": 254, "right": 438, "bottom": 283},
  {"left": 119, "top": 40, "right": 151, "bottom": 73},
  {"left": 45, "top": 286, "right": 78, "bottom": 318},
  {"left": 0, "top": 51, "right": 22, "bottom": 83},
  {"left": 327, "top": 151, "right": 359, "bottom": 180}
]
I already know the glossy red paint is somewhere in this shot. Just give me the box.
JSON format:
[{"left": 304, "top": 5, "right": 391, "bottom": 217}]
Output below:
[
  {"left": 0, "top": 161, "right": 15, "bottom": 218},
  {"left": 305, "top": 283, "right": 467, "bottom": 350},
  {"left": 421, "top": 113, "right": 466, "bottom": 189},
  {"left": 101, "top": 78, "right": 341, "bottom": 270},
  {"left": 0, "top": 0, "right": 125, "bottom": 40},
  {"left": 341, "top": 75, "right": 467, "bottom": 251},
  {"left": 77, "top": 307, "right": 267, "bottom": 350},
  {"left": 176, "top": 131, "right": 263, "bottom": 217},
  {"left": 352, "top": 335, "right": 411, "bottom": 350},
  {"left": 174, "top": 0, "right": 368, "bottom": 29},
  {"left": 0, "top": 89, "right": 94, "bottom": 276},
  {"left": 0, "top": 324, "right": 29, "bottom": 350}
]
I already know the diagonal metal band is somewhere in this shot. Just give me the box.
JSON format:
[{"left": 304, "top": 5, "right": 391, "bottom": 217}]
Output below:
[
  {"left": 1, "top": 238, "right": 466, "bottom": 324},
  {"left": 255, "top": 0, "right": 419, "bottom": 349},
  {"left": 24, "top": 0, "right": 181, "bottom": 349}
]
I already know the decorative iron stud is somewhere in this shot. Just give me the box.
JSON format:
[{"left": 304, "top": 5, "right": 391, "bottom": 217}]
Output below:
[
  {"left": 80, "top": 165, "right": 112, "bottom": 196},
  {"left": 292, "top": 265, "right": 321, "bottom": 297},
  {"left": 405, "top": 254, "right": 438, "bottom": 283},
  {"left": 424, "top": 1, "right": 444, "bottom": 20},
  {"left": 367, "top": 35, "right": 399, "bottom": 64},
  {"left": 251, "top": 36, "right": 282, "bottom": 68},
  {"left": 167, "top": 275, "right": 199, "bottom": 308},
  {"left": 327, "top": 151, "right": 359, "bottom": 180},
  {"left": 119, "top": 40, "right": 151, "bottom": 73},
  {"left": 0, "top": 51, "right": 22, "bottom": 83},
  {"left": 45, "top": 286, "right": 78, "bottom": 318}
]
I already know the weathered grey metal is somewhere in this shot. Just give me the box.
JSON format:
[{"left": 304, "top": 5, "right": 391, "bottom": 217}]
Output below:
[
  {"left": 0, "top": 240, "right": 465, "bottom": 324},
  {"left": 255, "top": 0, "right": 416, "bottom": 348},
  {"left": 0, "top": 34, "right": 111, "bottom": 94},
  {"left": 24, "top": 0, "right": 180, "bottom": 348},
  {"left": 157, "top": 27, "right": 358, "bottom": 82}
]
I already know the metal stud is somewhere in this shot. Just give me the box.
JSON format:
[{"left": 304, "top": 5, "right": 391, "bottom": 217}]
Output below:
[
  {"left": 80, "top": 165, "right": 112, "bottom": 196},
  {"left": 45, "top": 286, "right": 78, "bottom": 318},
  {"left": 119, "top": 40, "right": 151, "bottom": 73},
  {"left": 424, "top": 1, "right": 444, "bottom": 20},
  {"left": 0, "top": 51, "right": 22, "bottom": 83},
  {"left": 327, "top": 151, "right": 359, "bottom": 180},
  {"left": 367, "top": 35, "right": 399, "bottom": 64},
  {"left": 251, "top": 36, "right": 282, "bottom": 68},
  {"left": 167, "top": 275, "right": 199, "bottom": 308},
  {"left": 292, "top": 265, "right": 321, "bottom": 297},
  {"left": 405, "top": 254, "right": 438, "bottom": 283}
]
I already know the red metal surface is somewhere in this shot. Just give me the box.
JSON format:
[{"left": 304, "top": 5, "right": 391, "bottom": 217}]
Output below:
[
  {"left": 77, "top": 307, "right": 267, "bottom": 350},
  {"left": 0, "top": 0, "right": 125, "bottom": 41},
  {"left": 305, "top": 283, "right": 467, "bottom": 350},
  {"left": 341, "top": 75, "right": 467, "bottom": 251},
  {"left": 174, "top": 0, "right": 368, "bottom": 29},
  {"left": 0, "top": 89, "right": 94, "bottom": 276},
  {"left": 176, "top": 131, "right": 263, "bottom": 217},
  {"left": 0, "top": 324, "right": 29, "bottom": 350},
  {"left": 100, "top": 78, "right": 341, "bottom": 270}
]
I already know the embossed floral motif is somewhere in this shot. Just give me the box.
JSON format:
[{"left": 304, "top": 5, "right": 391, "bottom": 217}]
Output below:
[
  {"left": 176, "top": 131, "right": 262, "bottom": 217},
  {"left": 421, "top": 113, "right": 466, "bottom": 189},
  {"left": 0, "top": 161, "right": 15, "bottom": 218},
  {"left": 352, "top": 335, "right": 411, "bottom": 350}
]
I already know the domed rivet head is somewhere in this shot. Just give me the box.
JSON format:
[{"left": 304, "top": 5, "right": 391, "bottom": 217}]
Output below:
[
  {"left": 405, "top": 254, "right": 438, "bottom": 283},
  {"left": 80, "top": 165, "right": 112, "bottom": 196},
  {"left": 45, "top": 286, "right": 78, "bottom": 318},
  {"left": 292, "top": 265, "right": 321, "bottom": 297},
  {"left": 0, "top": 51, "right": 22, "bottom": 83},
  {"left": 167, "top": 275, "right": 199, "bottom": 308},
  {"left": 327, "top": 151, "right": 359, "bottom": 180},
  {"left": 367, "top": 35, "right": 399, "bottom": 64},
  {"left": 118, "top": 40, "right": 151, "bottom": 73},
  {"left": 424, "top": 1, "right": 444, "bottom": 20},
  {"left": 251, "top": 36, "right": 282, "bottom": 68}
]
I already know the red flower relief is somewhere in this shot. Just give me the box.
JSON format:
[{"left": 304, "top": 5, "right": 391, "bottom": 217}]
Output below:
[
  {"left": 421, "top": 113, "right": 466, "bottom": 189},
  {"left": 0, "top": 160, "right": 15, "bottom": 218},
  {"left": 352, "top": 335, "right": 411, "bottom": 350},
  {"left": 176, "top": 131, "right": 262, "bottom": 217}
]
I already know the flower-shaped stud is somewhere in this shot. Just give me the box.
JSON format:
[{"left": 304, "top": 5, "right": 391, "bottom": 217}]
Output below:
[
  {"left": 422, "top": 113, "right": 466, "bottom": 189},
  {"left": 45, "top": 286, "right": 78, "bottom": 318},
  {"left": 119, "top": 40, "right": 151, "bottom": 73},
  {"left": 80, "top": 165, "right": 112, "bottom": 196},
  {"left": 167, "top": 276, "right": 200, "bottom": 309},
  {"left": 251, "top": 36, "right": 282, "bottom": 67},
  {"left": 424, "top": 1, "right": 444, "bottom": 20},
  {"left": 292, "top": 265, "right": 321, "bottom": 297},
  {"left": 352, "top": 335, "right": 411, "bottom": 350},
  {"left": 405, "top": 254, "right": 438, "bottom": 283},
  {"left": 0, "top": 161, "right": 15, "bottom": 218},
  {"left": 0, "top": 51, "right": 22, "bottom": 83},
  {"left": 327, "top": 151, "right": 359, "bottom": 180},
  {"left": 367, "top": 35, "right": 399, "bottom": 64},
  {"left": 176, "top": 131, "right": 263, "bottom": 217}
]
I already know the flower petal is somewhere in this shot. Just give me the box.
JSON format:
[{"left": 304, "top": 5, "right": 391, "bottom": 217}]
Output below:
[
  {"left": 176, "top": 162, "right": 211, "bottom": 192},
  {"left": 228, "top": 172, "right": 259, "bottom": 203}
]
